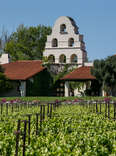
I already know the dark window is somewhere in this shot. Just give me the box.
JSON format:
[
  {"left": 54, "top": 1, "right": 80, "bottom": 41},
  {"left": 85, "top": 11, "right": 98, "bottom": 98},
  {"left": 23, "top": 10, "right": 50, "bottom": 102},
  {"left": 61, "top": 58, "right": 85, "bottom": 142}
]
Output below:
[
  {"left": 60, "top": 24, "right": 67, "bottom": 34},
  {"left": 68, "top": 38, "right": 74, "bottom": 47},
  {"left": 52, "top": 38, "right": 58, "bottom": 47}
]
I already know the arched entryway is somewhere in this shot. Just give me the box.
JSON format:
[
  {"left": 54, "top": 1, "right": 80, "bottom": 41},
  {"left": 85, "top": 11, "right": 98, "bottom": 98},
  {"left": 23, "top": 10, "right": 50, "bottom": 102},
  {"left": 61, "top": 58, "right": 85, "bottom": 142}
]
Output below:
[
  {"left": 48, "top": 55, "right": 55, "bottom": 63},
  {"left": 70, "top": 54, "right": 77, "bottom": 63},
  {"left": 59, "top": 54, "right": 66, "bottom": 63}
]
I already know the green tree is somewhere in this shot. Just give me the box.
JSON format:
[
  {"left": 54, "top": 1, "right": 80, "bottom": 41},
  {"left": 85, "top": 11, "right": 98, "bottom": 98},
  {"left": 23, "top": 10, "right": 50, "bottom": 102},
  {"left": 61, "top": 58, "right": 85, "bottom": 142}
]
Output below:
[
  {"left": 0, "top": 65, "right": 13, "bottom": 93},
  {"left": 4, "top": 24, "right": 51, "bottom": 61},
  {"left": 91, "top": 59, "right": 105, "bottom": 88},
  {"left": 26, "top": 69, "right": 53, "bottom": 96},
  {"left": 91, "top": 55, "right": 116, "bottom": 96}
]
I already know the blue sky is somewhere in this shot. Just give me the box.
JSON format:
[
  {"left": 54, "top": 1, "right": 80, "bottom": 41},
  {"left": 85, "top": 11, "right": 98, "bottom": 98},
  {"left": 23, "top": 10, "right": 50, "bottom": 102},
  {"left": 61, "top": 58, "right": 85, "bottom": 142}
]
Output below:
[{"left": 0, "top": 0, "right": 116, "bottom": 61}]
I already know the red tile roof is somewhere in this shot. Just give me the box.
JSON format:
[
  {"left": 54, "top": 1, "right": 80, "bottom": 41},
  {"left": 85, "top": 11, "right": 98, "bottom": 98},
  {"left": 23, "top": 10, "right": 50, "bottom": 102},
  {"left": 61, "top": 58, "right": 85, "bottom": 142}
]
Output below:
[
  {"left": 2, "top": 60, "right": 45, "bottom": 80},
  {"left": 61, "top": 66, "right": 95, "bottom": 80}
]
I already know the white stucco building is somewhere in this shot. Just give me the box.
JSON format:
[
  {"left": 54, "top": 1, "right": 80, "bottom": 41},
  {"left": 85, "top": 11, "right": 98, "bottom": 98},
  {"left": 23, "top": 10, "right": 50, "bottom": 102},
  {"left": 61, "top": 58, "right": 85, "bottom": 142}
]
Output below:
[
  {"left": 44, "top": 16, "right": 89, "bottom": 66},
  {"left": 1, "top": 60, "right": 46, "bottom": 97},
  {"left": 44, "top": 16, "right": 93, "bottom": 97}
]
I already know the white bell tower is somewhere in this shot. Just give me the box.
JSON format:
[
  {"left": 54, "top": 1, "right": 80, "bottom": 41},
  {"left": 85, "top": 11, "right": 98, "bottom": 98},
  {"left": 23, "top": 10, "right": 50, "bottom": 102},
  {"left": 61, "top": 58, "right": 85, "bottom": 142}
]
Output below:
[{"left": 44, "top": 16, "right": 87, "bottom": 66}]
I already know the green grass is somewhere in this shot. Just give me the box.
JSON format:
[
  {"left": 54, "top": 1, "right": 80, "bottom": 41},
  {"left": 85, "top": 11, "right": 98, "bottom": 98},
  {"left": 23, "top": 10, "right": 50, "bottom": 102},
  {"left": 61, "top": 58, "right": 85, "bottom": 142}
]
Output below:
[{"left": 0, "top": 96, "right": 116, "bottom": 102}]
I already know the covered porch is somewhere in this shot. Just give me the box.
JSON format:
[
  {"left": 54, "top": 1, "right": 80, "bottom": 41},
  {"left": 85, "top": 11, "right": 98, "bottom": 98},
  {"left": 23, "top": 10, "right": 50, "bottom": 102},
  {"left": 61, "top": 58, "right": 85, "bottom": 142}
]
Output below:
[
  {"left": 61, "top": 66, "right": 97, "bottom": 97},
  {"left": 64, "top": 79, "right": 97, "bottom": 97}
]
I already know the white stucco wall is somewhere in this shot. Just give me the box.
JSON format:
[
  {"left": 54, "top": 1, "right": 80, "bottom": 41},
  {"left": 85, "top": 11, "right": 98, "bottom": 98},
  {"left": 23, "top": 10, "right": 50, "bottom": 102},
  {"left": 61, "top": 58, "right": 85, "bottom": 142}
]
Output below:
[
  {"left": 84, "top": 62, "right": 93, "bottom": 66},
  {"left": 0, "top": 54, "right": 10, "bottom": 64},
  {"left": 44, "top": 48, "right": 85, "bottom": 64}
]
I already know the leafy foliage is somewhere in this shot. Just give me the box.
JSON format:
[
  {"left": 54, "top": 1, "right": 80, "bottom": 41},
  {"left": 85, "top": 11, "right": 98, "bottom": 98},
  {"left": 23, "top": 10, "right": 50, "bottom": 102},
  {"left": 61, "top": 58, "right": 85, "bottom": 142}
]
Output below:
[
  {"left": 69, "top": 81, "right": 85, "bottom": 90},
  {"left": 0, "top": 65, "right": 13, "bottom": 93},
  {"left": 0, "top": 102, "right": 115, "bottom": 155},
  {"left": 26, "top": 69, "right": 53, "bottom": 96},
  {"left": 91, "top": 59, "right": 105, "bottom": 85},
  {"left": 91, "top": 55, "right": 116, "bottom": 95},
  {"left": 53, "top": 64, "right": 70, "bottom": 84},
  {"left": 5, "top": 24, "right": 51, "bottom": 61}
]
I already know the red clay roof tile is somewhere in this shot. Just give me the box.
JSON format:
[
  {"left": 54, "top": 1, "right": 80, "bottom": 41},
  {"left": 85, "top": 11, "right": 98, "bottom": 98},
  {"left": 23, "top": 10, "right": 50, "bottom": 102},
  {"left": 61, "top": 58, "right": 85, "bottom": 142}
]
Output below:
[
  {"left": 2, "top": 60, "right": 45, "bottom": 80},
  {"left": 61, "top": 66, "right": 95, "bottom": 80}
]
